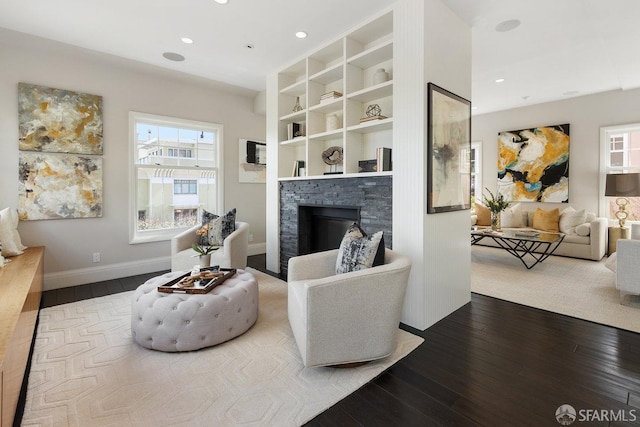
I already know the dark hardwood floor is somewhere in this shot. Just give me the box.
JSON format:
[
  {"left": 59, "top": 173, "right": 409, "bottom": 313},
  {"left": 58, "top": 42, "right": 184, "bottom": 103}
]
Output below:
[{"left": 28, "top": 255, "right": 640, "bottom": 427}]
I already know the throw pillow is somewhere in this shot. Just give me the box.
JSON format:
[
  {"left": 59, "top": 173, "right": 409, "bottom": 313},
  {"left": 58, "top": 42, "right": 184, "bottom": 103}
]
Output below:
[
  {"left": 532, "top": 207, "right": 560, "bottom": 232},
  {"left": 336, "top": 223, "right": 384, "bottom": 274},
  {"left": 0, "top": 208, "right": 24, "bottom": 257},
  {"left": 559, "top": 207, "right": 586, "bottom": 235},
  {"left": 575, "top": 223, "right": 591, "bottom": 236},
  {"left": 204, "top": 208, "right": 237, "bottom": 246},
  {"left": 474, "top": 203, "right": 491, "bottom": 226},
  {"left": 501, "top": 203, "right": 525, "bottom": 228}
]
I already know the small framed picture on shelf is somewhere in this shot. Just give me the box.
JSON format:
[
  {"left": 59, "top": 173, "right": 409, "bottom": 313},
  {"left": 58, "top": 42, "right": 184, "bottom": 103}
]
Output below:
[{"left": 426, "top": 82, "right": 471, "bottom": 214}]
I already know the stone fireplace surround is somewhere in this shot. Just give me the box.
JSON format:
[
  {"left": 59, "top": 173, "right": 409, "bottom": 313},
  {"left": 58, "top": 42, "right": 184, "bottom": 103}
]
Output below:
[{"left": 279, "top": 176, "right": 392, "bottom": 277}]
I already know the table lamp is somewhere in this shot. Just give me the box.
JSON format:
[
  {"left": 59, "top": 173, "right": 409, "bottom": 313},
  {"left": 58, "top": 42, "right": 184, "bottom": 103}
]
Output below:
[{"left": 605, "top": 172, "right": 640, "bottom": 228}]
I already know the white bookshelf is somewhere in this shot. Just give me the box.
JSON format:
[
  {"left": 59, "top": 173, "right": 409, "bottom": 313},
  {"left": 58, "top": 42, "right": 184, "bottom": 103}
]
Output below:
[{"left": 275, "top": 11, "right": 394, "bottom": 179}]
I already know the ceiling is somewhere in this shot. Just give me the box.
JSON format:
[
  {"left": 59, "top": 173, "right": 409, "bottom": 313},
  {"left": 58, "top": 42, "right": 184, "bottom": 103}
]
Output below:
[{"left": 1, "top": 0, "right": 639, "bottom": 115}]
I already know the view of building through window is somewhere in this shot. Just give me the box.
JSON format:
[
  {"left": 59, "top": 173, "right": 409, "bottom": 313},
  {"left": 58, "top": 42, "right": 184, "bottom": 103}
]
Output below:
[
  {"left": 131, "top": 113, "right": 222, "bottom": 242},
  {"left": 606, "top": 128, "right": 640, "bottom": 222}
]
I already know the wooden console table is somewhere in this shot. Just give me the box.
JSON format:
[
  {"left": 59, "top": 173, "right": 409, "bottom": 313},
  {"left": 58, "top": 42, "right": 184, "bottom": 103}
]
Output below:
[{"left": 0, "top": 247, "right": 44, "bottom": 427}]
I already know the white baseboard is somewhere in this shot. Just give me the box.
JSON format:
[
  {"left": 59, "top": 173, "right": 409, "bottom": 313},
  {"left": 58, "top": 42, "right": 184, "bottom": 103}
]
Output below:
[
  {"left": 44, "top": 247, "right": 266, "bottom": 290},
  {"left": 44, "top": 256, "right": 171, "bottom": 290},
  {"left": 248, "top": 242, "right": 266, "bottom": 256}
]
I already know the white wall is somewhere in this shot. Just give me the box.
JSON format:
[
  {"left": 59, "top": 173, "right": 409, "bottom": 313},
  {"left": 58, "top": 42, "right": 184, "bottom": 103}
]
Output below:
[
  {"left": 0, "top": 29, "right": 266, "bottom": 289},
  {"left": 472, "top": 87, "right": 640, "bottom": 216},
  {"left": 394, "top": 0, "right": 471, "bottom": 330}
]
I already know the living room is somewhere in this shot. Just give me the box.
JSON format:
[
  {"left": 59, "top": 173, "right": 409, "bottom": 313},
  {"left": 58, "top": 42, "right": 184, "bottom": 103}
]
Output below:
[{"left": 1, "top": 0, "right": 640, "bottom": 426}]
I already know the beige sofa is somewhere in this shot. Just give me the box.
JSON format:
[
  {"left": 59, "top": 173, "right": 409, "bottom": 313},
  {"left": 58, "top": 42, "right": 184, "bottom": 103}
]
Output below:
[{"left": 472, "top": 209, "right": 607, "bottom": 261}]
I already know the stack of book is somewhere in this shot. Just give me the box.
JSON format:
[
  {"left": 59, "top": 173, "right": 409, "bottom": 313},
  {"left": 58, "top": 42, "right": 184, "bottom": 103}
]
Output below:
[
  {"left": 320, "top": 91, "right": 343, "bottom": 103},
  {"left": 292, "top": 160, "right": 306, "bottom": 177},
  {"left": 357, "top": 148, "right": 392, "bottom": 173},
  {"left": 359, "top": 114, "right": 387, "bottom": 124},
  {"left": 286, "top": 122, "right": 305, "bottom": 140},
  {"left": 376, "top": 147, "right": 392, "bottom": 172}
]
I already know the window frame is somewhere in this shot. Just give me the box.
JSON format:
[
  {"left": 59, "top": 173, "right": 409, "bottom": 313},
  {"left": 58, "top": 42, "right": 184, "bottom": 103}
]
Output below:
[
  {"left": 129, "top": 111, "right": 224, "bottom": 244},
  {"left": 470, "top": 141, "right": 483, "bottom": 207},
  {"left": 599, "top": 123, "right": 640, "bottom": 221}
]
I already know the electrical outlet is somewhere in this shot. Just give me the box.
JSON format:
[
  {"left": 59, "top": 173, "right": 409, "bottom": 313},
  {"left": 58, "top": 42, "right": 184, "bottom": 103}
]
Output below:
[
  {"left": 248, "top": 233, "right": 254, "bottom": 242},
  {"left": 92, "top": 252, "right": 101, "bottom": 263}
]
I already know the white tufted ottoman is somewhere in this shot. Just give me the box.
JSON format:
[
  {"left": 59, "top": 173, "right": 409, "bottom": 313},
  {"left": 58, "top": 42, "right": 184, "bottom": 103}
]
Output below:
[{"left": 131, "top": 269, "right": 258, "bottom": 352}]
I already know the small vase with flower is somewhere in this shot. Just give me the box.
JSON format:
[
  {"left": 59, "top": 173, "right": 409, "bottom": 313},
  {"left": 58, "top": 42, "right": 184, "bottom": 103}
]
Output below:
[
  {"left": 192, "top": 224, "right": 219, "bottom": 268},
  {"left": 483, "top": 188, "right": 510, "bottom": 231}
]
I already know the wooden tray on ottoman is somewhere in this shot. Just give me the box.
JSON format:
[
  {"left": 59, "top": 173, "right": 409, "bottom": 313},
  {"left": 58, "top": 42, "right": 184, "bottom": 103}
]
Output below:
[{"left": 157, "top": 268, "right": 237, "bottom": 294}]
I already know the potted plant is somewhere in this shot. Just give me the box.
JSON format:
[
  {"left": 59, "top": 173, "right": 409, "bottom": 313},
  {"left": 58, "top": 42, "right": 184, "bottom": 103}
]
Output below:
[
  {"left": 192, "top": 224, "right": 219, "bottom": 268},
  {"left": 483, "top": 188, "right": 510, "bottom": 231}
]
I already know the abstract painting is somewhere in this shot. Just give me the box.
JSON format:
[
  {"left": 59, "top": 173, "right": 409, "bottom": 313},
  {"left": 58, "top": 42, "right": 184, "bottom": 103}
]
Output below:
[
  {"left": 238, "top": 138, "right": 266, "bottom": 183},
  {"left": 18, "top": 83, "right": 103, "bottom": 155},
  {"left": 497, "top": 124, "right": 570, "bottom": 202},
  {"left": 427, "top": 83, "right": 471, "bottom": 213},
  {"left": 18, "top": 152, "right": 103, "bottom": 220}
]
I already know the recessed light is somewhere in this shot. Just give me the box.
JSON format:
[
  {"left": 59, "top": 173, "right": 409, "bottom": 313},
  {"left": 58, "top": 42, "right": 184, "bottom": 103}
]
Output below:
[
  {"left": 163, "top": 52, "right": 185, "bottom": 62},
  {"left": 563, "top": 91, "right": 579, "bottom": 96},
  {"left": 181, "top": 37, "right": 193, "bottom": 44},
  {"left": 214, "top": 0, "right": 228, "bottom": 4},
  {"left": 495, "top": 19, "right": 521, "bottom": 32},
  {"left": 495, "top": 78, "right": 505, "bottom": 83},
  {"left": 295, "top": 31, "right": 308, "bottom": 39}
]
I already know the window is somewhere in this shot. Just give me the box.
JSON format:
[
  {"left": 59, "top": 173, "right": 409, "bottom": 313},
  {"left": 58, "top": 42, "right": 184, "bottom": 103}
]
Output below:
[
  {"left": 600, "top": 124, "right": 640, "bottom": 222},
  {"left": 461, "top": 141, "right": 482, "bottom": 210},
  {"left": 174, "top": 179, "right": 197, "bottom": 195},
  {"left": 129, "top": 112, "right": 223, "bottom": 243},
  {"left": 470, "top": 141, "right": 482, "bottom": 206}
]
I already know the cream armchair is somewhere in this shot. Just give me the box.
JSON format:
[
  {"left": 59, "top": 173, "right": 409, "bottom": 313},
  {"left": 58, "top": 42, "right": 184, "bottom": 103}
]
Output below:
[
  {"left": 287, "top": 248, "right": 411, "bottom": 368},
  {"left": 171, "top": 222, "right": 249, "bottom": 272}
]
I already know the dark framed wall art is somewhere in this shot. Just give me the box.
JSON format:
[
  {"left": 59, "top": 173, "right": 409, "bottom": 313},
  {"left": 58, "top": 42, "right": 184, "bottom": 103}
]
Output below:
[{"left": 427, "top": 82, "right": 472, "bottom": 213}]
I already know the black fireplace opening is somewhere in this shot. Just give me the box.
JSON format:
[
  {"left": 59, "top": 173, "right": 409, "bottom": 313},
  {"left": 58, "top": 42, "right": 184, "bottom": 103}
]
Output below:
[{"left": 298, "top": 205, "right": 360, "bottom": 255}]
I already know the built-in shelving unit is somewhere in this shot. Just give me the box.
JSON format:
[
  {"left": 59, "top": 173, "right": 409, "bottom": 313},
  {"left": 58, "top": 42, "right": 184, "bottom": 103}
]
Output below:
[{"left": 276, "top": 11, "right": 393, "bottom": 179}]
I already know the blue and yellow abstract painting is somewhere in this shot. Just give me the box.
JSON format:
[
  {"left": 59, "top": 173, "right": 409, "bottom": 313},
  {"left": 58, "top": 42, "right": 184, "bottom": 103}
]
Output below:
[{"left": 497, "top": 124, "right": 570, "bottom": 202}]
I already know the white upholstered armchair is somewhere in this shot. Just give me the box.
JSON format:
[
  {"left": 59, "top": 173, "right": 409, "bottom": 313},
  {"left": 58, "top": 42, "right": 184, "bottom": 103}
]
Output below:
[
  {"left": 615, "top": 223, "right": 640, "bottom": 299},
  {"left": 171, "top": 222, "right": 249, "bottom": 272},
  {"left": 287, "top": 248, "right": 411, "bottom": 368}
]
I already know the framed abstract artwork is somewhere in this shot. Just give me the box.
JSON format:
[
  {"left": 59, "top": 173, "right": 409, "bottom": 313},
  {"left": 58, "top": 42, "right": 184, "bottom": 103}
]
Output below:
[
  {"left": 238, "top": 138, "right": 266, "bottom": 183},
  {"left": 18, "top": 152, "right": 103, "bottom": 220},
  {"left": 497, "top": 124, "right": 570, "bottom": 202},
  {"left": 427, "top": 82, "right": 472, "bottom": 213},
  {"left": 18, "top": 83, "right": 103, "bottom": 155}
]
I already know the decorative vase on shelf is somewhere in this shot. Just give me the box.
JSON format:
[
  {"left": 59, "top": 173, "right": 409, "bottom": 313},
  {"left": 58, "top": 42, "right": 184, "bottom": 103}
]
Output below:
[
  {"left": 292, "top": 96, "right": 303, "bottom": 112},
  {"left": 198, "top": 254, "right": 211, "bottom": 268},
  {"left": 373, "top": 68, "right": 389, "bottom": 85},
  {"left": 326, "top": 114, "right": 340, "bottom": 131},
  {"left": 490, "top": 211, "right": 501, "bottom": 231}
]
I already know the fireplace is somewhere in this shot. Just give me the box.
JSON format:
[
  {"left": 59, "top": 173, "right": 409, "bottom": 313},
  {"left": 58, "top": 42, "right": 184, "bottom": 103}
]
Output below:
[
  {"left": 298, "top": 205, "right": 359, "bottom": 255},
  {"left": 279, "top": 176, "right": 392, "bottom": 277}
]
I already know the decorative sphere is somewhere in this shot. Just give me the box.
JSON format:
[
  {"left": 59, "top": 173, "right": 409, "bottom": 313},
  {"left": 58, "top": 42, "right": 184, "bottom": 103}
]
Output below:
[{"left": 366, "top": 104, "right": 381, "bottom": 117}]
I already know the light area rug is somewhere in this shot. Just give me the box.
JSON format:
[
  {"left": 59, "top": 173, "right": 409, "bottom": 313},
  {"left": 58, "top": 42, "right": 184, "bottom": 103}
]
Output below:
[
  {"left": 472, "top": 245, "right": 640, "bottom": 333},
  {"left": 22, "top": 268, "right": 423, "bottom": 427}
]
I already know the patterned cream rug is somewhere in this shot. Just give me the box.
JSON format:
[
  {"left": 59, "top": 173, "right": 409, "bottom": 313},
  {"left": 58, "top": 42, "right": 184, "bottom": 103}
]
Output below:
[
  {"left": 22, "top": 268, "right": 423, "bottom": 427},
  {"left": 472, "top": 245, "right": 640, "bottom": 333}
]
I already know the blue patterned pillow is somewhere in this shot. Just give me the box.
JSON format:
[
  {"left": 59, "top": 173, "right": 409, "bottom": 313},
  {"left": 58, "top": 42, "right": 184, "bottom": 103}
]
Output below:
[
  {"left": 336, "top": 223, "right": 384, "bottom": 274},
  {"left": 200, "top": 208, "right": 236, "bottom": 246}
]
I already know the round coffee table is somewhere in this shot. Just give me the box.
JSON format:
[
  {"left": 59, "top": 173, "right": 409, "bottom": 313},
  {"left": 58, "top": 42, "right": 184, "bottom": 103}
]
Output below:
[{"left": 131, "top": 269, "right": 258, "bottom": 352}]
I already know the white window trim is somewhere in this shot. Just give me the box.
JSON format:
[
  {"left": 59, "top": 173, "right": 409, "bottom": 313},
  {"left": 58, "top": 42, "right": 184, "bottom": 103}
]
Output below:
[
  {"left": 471, "top": 140, "right": 482, "bottom": 197},
  {"left": 128, "top": 111, "right": 224, "bottom": 244},
  {"left": 599, "top": 123, "right": 640, "bottom": 219}
]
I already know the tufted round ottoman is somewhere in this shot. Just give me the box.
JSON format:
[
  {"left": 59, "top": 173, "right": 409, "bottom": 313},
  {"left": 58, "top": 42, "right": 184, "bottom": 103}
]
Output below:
[{"left": 131, "top": 269, "right": 258, "bottom": 352}]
